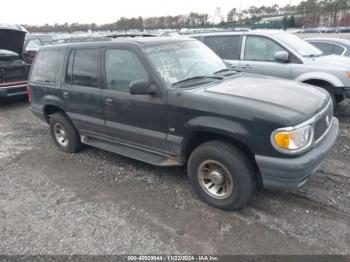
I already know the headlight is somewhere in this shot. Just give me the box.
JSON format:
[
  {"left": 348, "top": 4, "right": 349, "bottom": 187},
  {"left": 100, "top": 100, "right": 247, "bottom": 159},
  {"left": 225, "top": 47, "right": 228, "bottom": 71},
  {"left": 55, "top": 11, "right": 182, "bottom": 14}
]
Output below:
[{"left": 272, "top": 125, "right": 314, "bottom": 153}]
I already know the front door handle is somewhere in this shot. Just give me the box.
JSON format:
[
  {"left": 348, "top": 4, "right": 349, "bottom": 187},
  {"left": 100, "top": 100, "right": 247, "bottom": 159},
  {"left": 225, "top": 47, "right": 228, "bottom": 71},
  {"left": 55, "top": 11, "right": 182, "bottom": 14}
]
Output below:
[
  {"left": 105, "top": 98, "right": 115, "bottom": 106},
  {"left": 63, "top": 91, "right": 69, "bottom": 99},
  {"left": 241, "top": 65, "right": 253, "bottom": 69}
]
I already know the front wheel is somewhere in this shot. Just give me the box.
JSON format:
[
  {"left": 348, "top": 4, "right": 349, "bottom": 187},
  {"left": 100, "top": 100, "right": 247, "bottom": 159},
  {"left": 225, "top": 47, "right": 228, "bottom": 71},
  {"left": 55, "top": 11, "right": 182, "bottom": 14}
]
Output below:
[{"left": 187, "top": 140, "right": 256, "bottom": 210}]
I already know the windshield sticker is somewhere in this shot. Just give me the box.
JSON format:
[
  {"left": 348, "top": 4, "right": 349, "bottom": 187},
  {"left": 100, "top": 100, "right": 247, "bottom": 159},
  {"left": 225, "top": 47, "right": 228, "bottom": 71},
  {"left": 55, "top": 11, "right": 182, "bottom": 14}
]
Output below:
[
  {"left": 143, "top": 44, "right": 181, "bottom": 54},
  {"left": 155, "top": 56, "right": 181, "bottom": 84}
]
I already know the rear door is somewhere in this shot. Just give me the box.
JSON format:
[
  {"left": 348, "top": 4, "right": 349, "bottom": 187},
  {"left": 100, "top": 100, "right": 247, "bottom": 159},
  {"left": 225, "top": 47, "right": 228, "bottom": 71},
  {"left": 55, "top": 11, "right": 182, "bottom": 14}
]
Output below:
[
  {"left": 202, "top": 35, "right": 242, "bottom": 70},
  {"left": 239, "top": 35, "right": 291, "bottom": 79},
  {"left": 61, "top": 47, "right": 108, "bottom": 137},
  {"left": 101, "top": 46, "right": 168, "bottom": 152}
]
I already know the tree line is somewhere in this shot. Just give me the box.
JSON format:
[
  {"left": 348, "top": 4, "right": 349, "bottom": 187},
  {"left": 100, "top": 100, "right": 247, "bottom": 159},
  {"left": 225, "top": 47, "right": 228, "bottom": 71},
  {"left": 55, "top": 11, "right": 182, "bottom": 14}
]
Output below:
[
  {"left": 297, "top": 0, "right": 349, "bottom": 27},
  {"left": 24, "top": 0, "right": 350, "bottom": 32}
]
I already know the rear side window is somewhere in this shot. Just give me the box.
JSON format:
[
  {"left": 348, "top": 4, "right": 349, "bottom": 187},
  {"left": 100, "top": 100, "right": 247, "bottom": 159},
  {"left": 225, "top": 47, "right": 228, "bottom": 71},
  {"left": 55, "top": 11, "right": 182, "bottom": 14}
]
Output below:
[
  {"left": 30, "top": 50, "right": 63, "bottom": 83},
  {"left": 70, "top": 49, "right": 99, "bottom": 87},
  {"left": 204, "top": 35, "right": 241, "bottom": 60}
]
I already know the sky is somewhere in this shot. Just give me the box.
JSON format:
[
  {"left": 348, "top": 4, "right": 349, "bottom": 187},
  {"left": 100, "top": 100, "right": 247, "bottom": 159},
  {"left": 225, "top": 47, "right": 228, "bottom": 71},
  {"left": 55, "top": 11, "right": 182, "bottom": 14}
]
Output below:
[{"left": 1, "top": 0, "right": 302, "bottom": 25}]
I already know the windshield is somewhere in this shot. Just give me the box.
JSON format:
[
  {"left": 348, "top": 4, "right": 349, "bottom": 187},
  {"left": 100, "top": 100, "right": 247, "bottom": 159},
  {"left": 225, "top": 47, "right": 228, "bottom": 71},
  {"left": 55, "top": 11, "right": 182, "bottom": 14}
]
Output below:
[
  {"left": 274, "top": 33, "right": 323, "bottom": 57},
  {"left": 144, "top": 40, "right": 227, "bottom": 87}
]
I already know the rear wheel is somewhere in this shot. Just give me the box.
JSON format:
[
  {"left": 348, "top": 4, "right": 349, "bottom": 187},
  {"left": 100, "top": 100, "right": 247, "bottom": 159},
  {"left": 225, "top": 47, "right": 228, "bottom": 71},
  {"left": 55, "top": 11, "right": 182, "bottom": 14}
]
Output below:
[
  {"left": 49, "top": 112, "right": 82, "bottom": 153},
  {"left": 187, "top": 140, "right": 256, "bottom": 210}
]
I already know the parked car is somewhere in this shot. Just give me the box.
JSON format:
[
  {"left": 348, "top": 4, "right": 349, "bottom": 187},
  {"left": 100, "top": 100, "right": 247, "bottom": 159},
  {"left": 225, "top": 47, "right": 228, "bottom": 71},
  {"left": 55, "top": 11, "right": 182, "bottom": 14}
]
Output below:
[
  {"left": 23, "top": 34, "right": 57, "bottom": 63},
  {"left": 0, "top": 24, "right": 30, "bottom": 98},
  {"left": 338, "top": 27, "right": 350, "bottom": 33},
  {"left": 29, "top": 37, "right": 338, "bottom": 210},
  {"left": 190, "top": 31, "right": 350, "bottom": 106},
  {"left": 305, "top": 37, "right": 350, "bottom": 57}
]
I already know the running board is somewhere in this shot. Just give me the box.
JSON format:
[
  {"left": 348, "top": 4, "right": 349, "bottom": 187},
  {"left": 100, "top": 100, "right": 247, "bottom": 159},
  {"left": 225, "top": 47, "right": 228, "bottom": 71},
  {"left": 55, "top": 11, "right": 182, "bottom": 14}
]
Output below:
[{"left": 81, "top": 135, "right": 181, "bottom": 167}]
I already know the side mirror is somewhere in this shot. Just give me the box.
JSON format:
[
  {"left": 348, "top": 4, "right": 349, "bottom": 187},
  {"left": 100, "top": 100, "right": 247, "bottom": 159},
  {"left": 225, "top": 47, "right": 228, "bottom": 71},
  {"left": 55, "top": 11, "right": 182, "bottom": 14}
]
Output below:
[
  {"left": 274, "top": 51, "right": 290, "bottom": 63},
  {"left": 129, "top": 80, "right": 157, "bottom": 95}
]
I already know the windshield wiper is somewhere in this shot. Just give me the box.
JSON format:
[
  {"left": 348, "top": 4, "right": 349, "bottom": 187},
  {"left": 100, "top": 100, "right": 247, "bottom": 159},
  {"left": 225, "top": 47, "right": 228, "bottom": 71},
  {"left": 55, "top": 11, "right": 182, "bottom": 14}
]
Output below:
[
  {"left": 172, "top": 76, "right": 223, "bottom": 87},
  {"left": 214, "top": 68, "right": 238, "bottom": 75}
]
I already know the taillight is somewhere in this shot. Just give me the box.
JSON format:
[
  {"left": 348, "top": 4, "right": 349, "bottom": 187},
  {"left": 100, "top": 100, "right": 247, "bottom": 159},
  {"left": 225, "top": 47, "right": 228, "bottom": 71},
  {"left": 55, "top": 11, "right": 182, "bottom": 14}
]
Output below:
[{"left": 27, "top": 85, "right": 32, "bottom": 102}]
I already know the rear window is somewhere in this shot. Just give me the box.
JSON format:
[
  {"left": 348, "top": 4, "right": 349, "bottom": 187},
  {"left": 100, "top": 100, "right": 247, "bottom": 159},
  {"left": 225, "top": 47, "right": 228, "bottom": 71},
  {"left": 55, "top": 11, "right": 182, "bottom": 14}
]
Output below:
[
  {"left": 30, "top": 49, "right": 63, "bottom": 83},
  {"left": 204, "top": 35, "right": 241, "bottom": 60}
]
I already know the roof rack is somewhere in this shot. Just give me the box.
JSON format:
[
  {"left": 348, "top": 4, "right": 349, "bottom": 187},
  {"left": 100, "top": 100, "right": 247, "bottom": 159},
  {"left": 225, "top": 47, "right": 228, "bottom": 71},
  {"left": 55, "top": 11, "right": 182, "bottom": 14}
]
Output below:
[{"left": 107, "top": 34, "right": 157, "bottom": 38}]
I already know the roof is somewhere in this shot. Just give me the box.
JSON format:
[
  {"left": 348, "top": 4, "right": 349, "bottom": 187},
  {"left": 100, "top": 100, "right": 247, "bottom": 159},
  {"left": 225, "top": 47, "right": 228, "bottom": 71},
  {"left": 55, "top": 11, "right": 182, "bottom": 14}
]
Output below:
[{"left": 40, "top": 36, "right": 193, "bottom": 50}]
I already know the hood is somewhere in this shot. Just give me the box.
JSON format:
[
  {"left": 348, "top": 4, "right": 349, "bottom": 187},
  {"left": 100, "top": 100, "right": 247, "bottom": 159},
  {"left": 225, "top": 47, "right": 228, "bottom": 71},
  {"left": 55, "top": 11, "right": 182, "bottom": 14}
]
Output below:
[
  {"left": 205, "top": 74, "right": 329, "bottom": 124},
  {"left": 305, "top": 54, "right": 350, "bottom": 69},
  {"left": 0, "top": 25, "right": 27, "bottom": 55}
]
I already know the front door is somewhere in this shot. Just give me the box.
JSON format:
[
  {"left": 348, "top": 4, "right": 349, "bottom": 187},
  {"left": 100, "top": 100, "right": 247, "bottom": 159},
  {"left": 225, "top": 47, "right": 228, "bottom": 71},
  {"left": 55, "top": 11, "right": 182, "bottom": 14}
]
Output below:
[
  {"left": 101, "top": 48, "right": 168, "bottom": 152},
  {"left": 239, "top": 35, "right": 291, "bottom": 79},
  {"left": 61, "top": 48, "right": 108, "bottom": 137}
]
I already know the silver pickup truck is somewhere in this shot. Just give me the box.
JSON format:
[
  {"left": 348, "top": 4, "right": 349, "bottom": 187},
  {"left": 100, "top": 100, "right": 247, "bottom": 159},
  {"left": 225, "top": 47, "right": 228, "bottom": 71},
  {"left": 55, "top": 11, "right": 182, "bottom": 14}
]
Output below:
[{"left": 190, "top": 31, "right": 350, "bottom": 107}]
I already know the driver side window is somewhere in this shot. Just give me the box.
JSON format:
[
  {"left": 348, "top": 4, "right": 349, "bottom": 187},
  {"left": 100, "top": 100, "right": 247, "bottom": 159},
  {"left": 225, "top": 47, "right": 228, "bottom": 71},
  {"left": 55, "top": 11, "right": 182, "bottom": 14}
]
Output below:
[
  {"left": 244, "top": 36, "right": 285, "bottom": 61},
  {"left": 105, "top": 49, "right": 149, "bottom": 93}
]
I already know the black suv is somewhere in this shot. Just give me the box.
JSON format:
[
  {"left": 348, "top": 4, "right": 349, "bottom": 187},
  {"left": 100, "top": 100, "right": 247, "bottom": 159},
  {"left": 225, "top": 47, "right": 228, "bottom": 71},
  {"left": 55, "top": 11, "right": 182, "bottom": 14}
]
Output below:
[{"left": 29, "top": 37, "right": 339, "bottom": 210}]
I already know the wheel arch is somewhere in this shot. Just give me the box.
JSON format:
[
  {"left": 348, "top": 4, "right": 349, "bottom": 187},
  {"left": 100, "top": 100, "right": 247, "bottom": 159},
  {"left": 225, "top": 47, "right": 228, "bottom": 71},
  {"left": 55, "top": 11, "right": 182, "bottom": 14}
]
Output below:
[
  {"left": 42, "top": 104, "right": 67, "bottom": 123},
  {"left": 295, "top": 72, "right": 343, "bottom": 88},
  {"left": 183, "top": 129, "right": 262, "bottom": 187}
]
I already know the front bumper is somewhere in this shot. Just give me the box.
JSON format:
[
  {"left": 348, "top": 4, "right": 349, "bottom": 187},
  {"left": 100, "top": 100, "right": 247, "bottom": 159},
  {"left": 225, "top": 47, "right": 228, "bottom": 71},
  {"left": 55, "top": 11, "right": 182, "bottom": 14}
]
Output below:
[
  {"left": 0, "top": 83, "right": 28, "bottom": 98},
  {"left": 255, "top": 117, "right": 339, "bottom": 190}
]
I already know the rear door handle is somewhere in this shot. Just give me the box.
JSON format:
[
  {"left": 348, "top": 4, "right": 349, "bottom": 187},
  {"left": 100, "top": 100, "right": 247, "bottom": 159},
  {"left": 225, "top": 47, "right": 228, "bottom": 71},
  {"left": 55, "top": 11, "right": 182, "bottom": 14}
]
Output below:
[
  {"left": 105, "top": 98, "right": 115, "bottom": 105},
  {"left": 63, "top": 91, "right": 69, "bottom": 99}
]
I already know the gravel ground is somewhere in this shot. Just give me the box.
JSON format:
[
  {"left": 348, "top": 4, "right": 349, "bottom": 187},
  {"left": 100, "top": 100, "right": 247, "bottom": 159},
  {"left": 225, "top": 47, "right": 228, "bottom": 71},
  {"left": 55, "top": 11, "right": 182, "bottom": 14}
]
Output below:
[{"left": 0, "top": 97, "right": 349, "bottom": 255}]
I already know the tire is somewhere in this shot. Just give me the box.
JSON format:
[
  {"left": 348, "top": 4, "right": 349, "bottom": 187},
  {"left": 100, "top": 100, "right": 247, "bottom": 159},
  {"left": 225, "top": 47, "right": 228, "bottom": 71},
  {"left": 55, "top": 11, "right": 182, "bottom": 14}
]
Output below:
[
  {"left": 315, "top": 83, "right": 337, "bottom": 110},
  {"left": 187, "top": 140, "right": 256, "bottom": 210},
  {"left": 49, "top": 112, "right": 82, "bottom": 153}
]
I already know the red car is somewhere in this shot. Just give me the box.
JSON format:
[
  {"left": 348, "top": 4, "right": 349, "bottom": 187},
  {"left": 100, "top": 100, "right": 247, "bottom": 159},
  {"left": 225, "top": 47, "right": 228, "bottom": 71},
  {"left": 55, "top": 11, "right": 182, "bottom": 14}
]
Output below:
[{"left": 0, "top": 24, "right": 30, "bottom": 98}]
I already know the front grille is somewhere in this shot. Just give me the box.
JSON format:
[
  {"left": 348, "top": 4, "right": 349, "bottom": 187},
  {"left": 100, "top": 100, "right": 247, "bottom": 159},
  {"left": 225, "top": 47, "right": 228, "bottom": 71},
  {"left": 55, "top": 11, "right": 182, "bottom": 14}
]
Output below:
[{"left": 314, "top": 101, "right": 333, "bottom": 142}]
